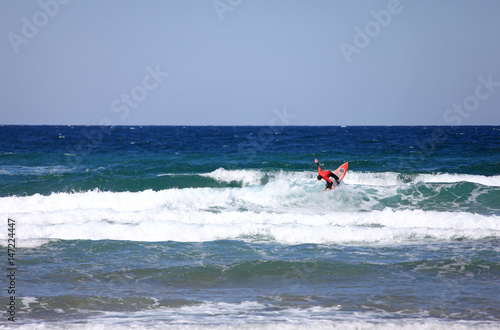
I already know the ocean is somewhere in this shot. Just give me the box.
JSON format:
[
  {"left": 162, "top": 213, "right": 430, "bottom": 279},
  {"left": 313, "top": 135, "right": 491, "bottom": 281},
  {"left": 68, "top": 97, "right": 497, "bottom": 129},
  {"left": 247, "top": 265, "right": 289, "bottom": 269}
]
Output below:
[{"left": 1, "top": 125, "right": 499, "bottom": 329}]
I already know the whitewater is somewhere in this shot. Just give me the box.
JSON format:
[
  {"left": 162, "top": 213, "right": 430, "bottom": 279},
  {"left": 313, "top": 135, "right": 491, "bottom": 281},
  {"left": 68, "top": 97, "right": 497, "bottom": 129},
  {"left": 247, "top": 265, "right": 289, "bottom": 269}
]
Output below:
[{"left": 2, "top": 169, "right": 499, "bottom": 247}]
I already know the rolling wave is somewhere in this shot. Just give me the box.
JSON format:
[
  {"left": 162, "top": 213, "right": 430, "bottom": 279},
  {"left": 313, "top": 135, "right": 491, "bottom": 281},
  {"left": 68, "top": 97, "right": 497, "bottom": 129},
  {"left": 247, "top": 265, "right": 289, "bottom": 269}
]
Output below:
[
  {"left": 2, "top": 169, "right": 499, "bottom": 247},
  {"left": 200, "top": 168, "right": 500, "bottom": 187}
]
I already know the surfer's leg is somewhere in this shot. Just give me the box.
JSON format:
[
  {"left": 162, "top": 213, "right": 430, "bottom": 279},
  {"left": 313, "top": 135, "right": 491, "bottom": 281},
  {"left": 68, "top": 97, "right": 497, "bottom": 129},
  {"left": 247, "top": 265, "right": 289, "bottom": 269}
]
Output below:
[{"left": 330, "top": 173, "right": 340, "bottom": 184}]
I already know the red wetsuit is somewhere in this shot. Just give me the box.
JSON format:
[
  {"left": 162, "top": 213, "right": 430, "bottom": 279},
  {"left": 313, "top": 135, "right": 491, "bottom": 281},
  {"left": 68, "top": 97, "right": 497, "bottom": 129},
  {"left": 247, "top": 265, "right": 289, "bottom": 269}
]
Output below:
[
  {"left": 317, "top": 165, "right": 333, "bottom": 183},
  {"left": 316, "top": 162, "right": 340, "bottom": 190}
]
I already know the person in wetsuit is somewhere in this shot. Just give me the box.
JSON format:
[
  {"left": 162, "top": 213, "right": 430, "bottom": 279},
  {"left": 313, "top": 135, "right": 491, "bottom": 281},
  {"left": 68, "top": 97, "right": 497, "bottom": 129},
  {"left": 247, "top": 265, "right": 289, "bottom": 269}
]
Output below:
[{"left": 315, "top": 159, "right": 340, "bottom": 191}]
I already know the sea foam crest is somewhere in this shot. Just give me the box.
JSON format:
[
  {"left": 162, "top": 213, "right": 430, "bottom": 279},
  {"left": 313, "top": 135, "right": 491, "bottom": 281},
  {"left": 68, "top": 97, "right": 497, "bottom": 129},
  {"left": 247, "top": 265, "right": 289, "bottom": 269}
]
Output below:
[
  {"left": 346, "top": 171, "right": 500, "bottom": 187},
  {"left": 0, "top": 165, "right": 75, "bottom": 176},
  {"left": 3, "top": 169, "right": 499, "bottom": 247},
  {"left": 1, "top": 186, "right": 499, "bottom": 247},
  {"left": 202, "top": 168, "right": 500, "bottom": 188},
  {"left": 201, "top": 168, "right": 265, "bottom": 186},
  {"left": 416, "top": 173, "right": 500, "bottom": 187}
]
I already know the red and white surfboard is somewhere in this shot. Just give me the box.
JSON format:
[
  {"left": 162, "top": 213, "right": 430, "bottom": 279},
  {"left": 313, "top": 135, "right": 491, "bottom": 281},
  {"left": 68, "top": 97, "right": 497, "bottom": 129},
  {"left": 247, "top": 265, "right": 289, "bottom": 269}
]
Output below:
[{"left": 332, "top": 162, "right": 348, "bottom": 188}]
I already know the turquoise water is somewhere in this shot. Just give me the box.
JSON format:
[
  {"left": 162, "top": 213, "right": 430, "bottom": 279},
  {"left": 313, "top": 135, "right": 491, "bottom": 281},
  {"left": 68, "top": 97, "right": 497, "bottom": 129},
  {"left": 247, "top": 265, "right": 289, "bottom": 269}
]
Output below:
[{"left": 1, "top": 126, "right": 499, "bottom": 329}]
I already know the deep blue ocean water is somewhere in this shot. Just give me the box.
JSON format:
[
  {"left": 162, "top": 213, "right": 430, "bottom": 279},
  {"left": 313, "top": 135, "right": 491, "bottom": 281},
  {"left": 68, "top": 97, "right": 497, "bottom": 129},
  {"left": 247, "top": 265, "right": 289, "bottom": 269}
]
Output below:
[{"left": 1, "top": 125, "right": 499, "bottom": 329}]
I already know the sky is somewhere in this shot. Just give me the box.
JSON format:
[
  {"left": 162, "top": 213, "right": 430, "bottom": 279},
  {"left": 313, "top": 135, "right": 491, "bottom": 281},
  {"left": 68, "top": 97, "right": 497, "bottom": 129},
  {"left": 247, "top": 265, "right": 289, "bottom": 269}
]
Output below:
[{"left": 1, "top": 0, "right": 500, "bottom": 126}]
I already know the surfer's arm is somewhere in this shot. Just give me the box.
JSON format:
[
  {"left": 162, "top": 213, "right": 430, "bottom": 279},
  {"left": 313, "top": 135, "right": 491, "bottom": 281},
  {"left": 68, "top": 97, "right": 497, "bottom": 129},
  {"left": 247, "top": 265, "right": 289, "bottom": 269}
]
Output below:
[{"left": 315, "top": 159, "right": 321, "bottom": 171}]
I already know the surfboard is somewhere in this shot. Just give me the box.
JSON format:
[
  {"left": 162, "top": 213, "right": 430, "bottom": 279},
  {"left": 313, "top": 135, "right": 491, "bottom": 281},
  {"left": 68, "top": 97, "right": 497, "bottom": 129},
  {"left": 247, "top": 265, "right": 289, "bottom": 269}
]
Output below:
[{"left": 331, "top": 162, "right": 348, "bottom": 188}]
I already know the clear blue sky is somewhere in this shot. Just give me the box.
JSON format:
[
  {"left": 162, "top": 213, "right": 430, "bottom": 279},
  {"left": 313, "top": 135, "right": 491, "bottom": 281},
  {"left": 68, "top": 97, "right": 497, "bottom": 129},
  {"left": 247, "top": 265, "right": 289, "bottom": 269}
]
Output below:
[{"left": 1, "top": 0, "right": 500, "bottom": 125}]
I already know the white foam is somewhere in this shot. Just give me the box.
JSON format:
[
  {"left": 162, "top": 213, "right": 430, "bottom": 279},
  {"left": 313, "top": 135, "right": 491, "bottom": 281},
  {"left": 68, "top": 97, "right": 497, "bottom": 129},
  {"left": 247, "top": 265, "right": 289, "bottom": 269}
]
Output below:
[
  {"left": 159, "top": 168, "right": 499, "bottom": 188},
  {"left": 1, "top": 187, "right": 498, "bottom": 247},
  {"left": 8, "top": 300, "right": 499, "bottom": 329},
  {"left": 0, "top": 165, "right": 74, "bottom": 176},
  {"left": 21, "top": 297, "right": 39, "bottom": 311},
  {"left": 10, "top": 321, "right": 498, "bottom": 330},
  {"left": 344, "top": 171, "right": 402, "bottom": 186},
  {"left": 416, "top": 173, "right": 500, "bottom": 187},
  {"left": 2, "top": 168, "right": 498, "bottom": 248},
  {"left": 346, "top": 171, "right": 500, "bottom": 187},
  {"left": 201, "top": 168, "right": 266, "bottom": 186}
]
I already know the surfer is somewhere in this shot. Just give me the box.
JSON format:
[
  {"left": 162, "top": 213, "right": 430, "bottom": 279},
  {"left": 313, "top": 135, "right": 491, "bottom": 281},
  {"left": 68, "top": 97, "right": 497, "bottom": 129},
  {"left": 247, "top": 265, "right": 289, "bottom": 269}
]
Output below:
[{"left": 315, "top": 159, "right": 340, "bottom": 191}]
